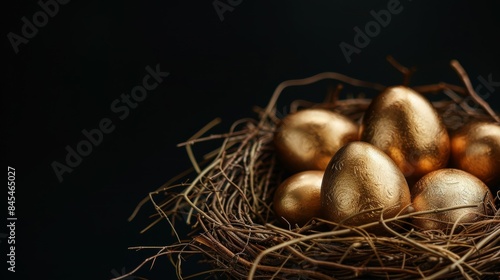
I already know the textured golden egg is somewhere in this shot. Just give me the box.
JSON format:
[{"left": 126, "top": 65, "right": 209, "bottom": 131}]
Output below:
[
  {"left": 451, "top": 121, "right": 500, "bottom": 187},
  {"left": 273, "top": 170, "right": 324, "bottom": 226},
  {"left": 411, "top": 168, "right": 494, "bottom": 231},
  {"left": 360, "top": 86, "right": 450, "bottom": 181},
  {"left": 274, "top": 109, "right": 359, "bottom": 173},
  {"left": 321, "top": 141, "right": 411, "bottom": 227}
]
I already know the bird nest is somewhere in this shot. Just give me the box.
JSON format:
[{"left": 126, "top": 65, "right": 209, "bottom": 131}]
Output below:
[{"left": 120, "top": 58, "right": 500, "bottom": 280}]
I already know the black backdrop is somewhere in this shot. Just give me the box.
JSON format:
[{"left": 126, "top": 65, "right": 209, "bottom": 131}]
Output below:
[{"left": 3, "top": 0, "right": 500, "bottom": 279}]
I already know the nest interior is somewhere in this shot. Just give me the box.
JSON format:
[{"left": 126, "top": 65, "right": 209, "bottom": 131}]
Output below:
[{"left": 123, "top": 60, "right": 500, "bottom": 280}]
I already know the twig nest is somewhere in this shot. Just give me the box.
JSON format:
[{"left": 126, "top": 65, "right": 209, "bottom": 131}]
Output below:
[
  {"left": 274, "top": 108, "right": 359, "bottom": 173},
  {"left": 411, "top": 168, "right": 495, "bottom": 231},
  {"left": 129, "top": 61, "right": 500, "bottom": 280},
  {"left": 360, "top": 86, "right": 450, "bottom": 181},
  {"left": 450, "top": 121, "right": 500, "bottom": 187},
  {"left": 321, "top": 141, "right": 411, "bottom": 227}
]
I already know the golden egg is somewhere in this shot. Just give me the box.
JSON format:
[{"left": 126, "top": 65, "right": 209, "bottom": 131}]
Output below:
[
  {"left": 360, "top": 86, "right": 450, "bottom": 181},
  {"left": 273, "top": 170, "right": 324, "bottom": 226},
  {"left": 274, "top": 109, "right": 359, "bottom": 173},
  {"left": 321, "top": 141, "right": 411, "bottom": 227},
  {"left": 450, "top": 121, "right": 500, "bottom": 187},
  {"left": 411, "top": 168, "right": 494, "bottom": 231}
]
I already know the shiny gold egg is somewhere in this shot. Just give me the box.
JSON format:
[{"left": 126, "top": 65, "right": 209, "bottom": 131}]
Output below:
[
  {"left": 411, "top": 168, "right": 494, "bottom": 231},
  {"left": 274, "top": 109, "right": 359, "bottom": 173},
  {"left": 450, "top": 121, "right": 500, "bottom": 186},
  {"left": 321, "top": 141, "right": 411, "bottom": 227},
  {"left": 273, "top": 170, "right": 324, "bottom": 226},
  {"left": 360, "top": 86, "right": 450, "bottom": 181}
]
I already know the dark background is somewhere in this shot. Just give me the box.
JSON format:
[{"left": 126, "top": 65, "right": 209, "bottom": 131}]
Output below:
[{"left": 3, "top": 0, "right": 500, "bottom": 279}]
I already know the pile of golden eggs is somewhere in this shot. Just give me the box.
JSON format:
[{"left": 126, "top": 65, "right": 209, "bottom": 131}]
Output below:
[{"left": 272, "top": 86, "right": 499, "bottom": 231}]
